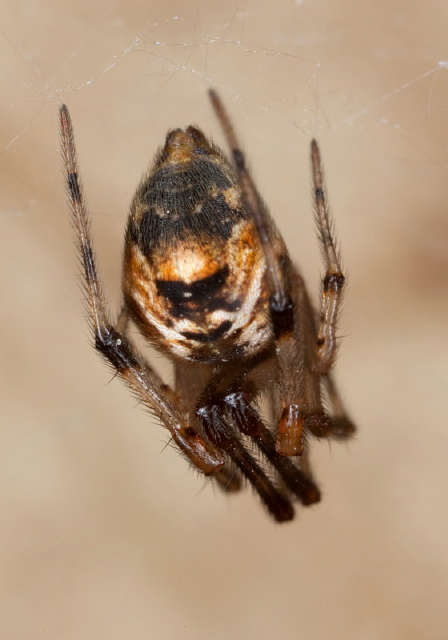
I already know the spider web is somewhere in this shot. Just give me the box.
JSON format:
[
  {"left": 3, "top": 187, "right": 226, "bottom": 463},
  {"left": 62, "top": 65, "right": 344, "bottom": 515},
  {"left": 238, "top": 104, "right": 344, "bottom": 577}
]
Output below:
[
  {"left": 3, "top": 0, "right": 447, "bottom": 288},
  {"left": 2, "top": 3, "right": 447, "bottom": 136},
  {"left": 2, "top": 2, "right": 448, "bottom": 264}
]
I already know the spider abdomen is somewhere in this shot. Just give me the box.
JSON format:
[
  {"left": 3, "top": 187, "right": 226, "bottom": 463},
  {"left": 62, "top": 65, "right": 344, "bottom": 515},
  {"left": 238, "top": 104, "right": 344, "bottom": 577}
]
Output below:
[{"left": 122, "top": 126, "right": 272, "bottom": 362}]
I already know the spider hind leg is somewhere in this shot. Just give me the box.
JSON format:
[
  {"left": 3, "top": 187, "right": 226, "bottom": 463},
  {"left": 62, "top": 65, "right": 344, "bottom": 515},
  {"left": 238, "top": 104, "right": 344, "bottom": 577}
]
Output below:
[{"left": 209, "top": 91, "right": 340, "bottom": 458}]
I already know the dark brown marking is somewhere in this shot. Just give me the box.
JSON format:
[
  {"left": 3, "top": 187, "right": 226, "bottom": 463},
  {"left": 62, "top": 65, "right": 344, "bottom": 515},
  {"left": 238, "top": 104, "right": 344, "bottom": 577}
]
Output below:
[
  {"left": 156, "top": 265, "right": 229, "bottom": 306},
  {"left": 181, "top": 320, "right": 232, "bottom": 343},
  {"left": 323, "top": 272, "right": 345, "bottom": 291},
  {"left": 156, "top": 265, "right": 241, "bottom": 319},
  {"left": 67, "top": 172, "right": 81, "bottom": 202},
  {"left": 95, "top": 326, "right": 139, "bottom": 373},
  {"left": 270, "top": 295, "right": 295, "bottom": 339}
]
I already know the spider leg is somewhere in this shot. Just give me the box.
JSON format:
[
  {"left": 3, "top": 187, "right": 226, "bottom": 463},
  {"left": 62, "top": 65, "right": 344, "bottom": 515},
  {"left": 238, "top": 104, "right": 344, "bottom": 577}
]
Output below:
[
  {"left": 209, "top": 90, "right": 287, "bottom": 311},
  {"left": 293, "top": 268, "right": 356, "bottom": 441},
  {"left": 322, "top": 373, "right": 356, "bottom": 439},
  {"left": 59, "top": 105, "right": 224, "bottom": 476},
  {"left": 174, "top": 361, "right": 243, "bottom": 493},
  {"left": 290, "top": 268, "right": 335, "bottom": 439},
  {"left": 227, "top": 393, "right": 321, "bottom": 506},
  {"left": 311, "top": 140, "right": 345, "bottom": 375},
  {"left": 196, "top": 398, "right": 295, "bottom": 522},
  {"left": 189, "top": 356, "right": 294, "bottom": 520},
  {"left": 209, "top": 90, "right": 330, "bottom": 457},
  {"left": 196, "top": 358, "right": 321, "bottom": 508}
]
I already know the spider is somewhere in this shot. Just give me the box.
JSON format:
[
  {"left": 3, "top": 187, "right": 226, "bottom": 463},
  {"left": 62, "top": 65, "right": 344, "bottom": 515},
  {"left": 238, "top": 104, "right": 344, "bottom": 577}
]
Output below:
[{"left": 60, "top": 91, "right": 355, "bottom": 523}]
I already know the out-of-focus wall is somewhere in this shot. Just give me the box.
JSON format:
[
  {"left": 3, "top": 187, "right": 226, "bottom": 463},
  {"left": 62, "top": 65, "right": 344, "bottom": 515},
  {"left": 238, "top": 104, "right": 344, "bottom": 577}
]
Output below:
[{"left": 1, "top": 1, "right": 447, "bottom": 638}]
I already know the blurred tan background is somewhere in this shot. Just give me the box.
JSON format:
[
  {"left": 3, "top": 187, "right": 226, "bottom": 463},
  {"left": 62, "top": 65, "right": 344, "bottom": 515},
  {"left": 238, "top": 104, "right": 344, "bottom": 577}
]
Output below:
[{"left": 1, "top": 0, "right": 448, "bottom": 638}]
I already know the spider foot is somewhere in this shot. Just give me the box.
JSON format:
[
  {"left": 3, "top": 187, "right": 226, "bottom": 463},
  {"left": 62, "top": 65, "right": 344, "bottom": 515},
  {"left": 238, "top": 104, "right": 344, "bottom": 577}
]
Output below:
[{"left": 330, "top": 416, "right": 356, "bottom": 440}]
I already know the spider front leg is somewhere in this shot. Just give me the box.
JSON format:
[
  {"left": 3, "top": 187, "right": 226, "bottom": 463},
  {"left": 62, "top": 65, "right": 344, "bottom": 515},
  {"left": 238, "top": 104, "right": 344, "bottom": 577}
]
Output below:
[
  {"left": 174, "top": 361, "right": 243, "bottom": 493},
  {"left": 195, "top": 358, "right": 321, "bottom": 513},
  {"left": 59, "top": 105, "right": 224, "bottom": 476},
  {"left": 195, "top": 387, "right": 296, "bottom": 522}
]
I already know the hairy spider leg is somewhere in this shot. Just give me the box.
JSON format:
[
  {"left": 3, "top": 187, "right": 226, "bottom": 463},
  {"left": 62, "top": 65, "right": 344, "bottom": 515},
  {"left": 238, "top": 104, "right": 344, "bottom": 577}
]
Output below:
[
  {"left": 59, "top": 104, "right": 225, "bottom": 475},
  {"left": 311, "top": 140, "right": 345, "bottom": 375},
  {"left": 209, "top": 90, "right": 335, "bottom": 456}
]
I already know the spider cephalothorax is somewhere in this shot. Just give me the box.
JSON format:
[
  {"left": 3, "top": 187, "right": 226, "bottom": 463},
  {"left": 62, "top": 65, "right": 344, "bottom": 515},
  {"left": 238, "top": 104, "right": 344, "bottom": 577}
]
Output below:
[{"left": 60, "top": 91, "right": 355, "bottom": 522}]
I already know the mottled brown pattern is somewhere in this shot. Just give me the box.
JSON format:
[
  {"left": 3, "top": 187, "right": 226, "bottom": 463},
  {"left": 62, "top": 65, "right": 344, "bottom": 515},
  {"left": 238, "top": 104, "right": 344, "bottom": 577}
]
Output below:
[
  {"left": 123, "top": 215, "right": 272, "bottom": 362},
  {"left": 123, "top": 125, "right": 279, "bottom": 362}
]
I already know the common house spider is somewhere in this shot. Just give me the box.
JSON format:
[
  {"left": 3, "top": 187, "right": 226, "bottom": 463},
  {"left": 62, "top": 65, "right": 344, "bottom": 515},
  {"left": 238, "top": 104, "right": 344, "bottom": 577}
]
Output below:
[{"left": 60, "top": 91, "right": 355, "bottom": 522}]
